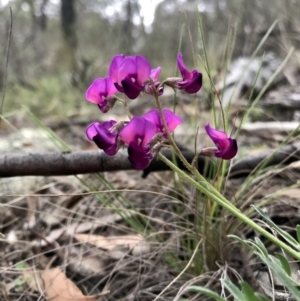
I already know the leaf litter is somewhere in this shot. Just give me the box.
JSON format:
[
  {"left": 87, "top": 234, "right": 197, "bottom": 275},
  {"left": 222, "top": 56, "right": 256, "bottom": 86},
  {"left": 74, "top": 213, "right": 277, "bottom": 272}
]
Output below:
[
  {"left": 2, "top": 81, "right": 300, "bottom": 300},
  {"left": 25, "top": 267, "right": 108, "bottom": 301}
]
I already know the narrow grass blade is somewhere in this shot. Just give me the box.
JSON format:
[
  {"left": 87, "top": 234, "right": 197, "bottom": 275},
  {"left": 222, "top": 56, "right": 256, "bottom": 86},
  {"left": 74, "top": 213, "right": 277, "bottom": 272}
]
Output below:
[
  {"left": 240, "top": 281, "right": 257, "bottom": 301},
  {"left": 186, "top": 286, "right": 227, "bottom": 301},
  {"left": 222, "top": 280, "right": 244, "bottom": 300},
  {"left": 297, "top": 225, "right": 300, "bottom": 244},
  {"left": 276, "top": 253, "right": 291, "bottom": 276},
  {"left": 252, "top": 205, "right": 300, "bottom": 250},
  {"left": 259, "top": 254, "right": 300, "bottom": 300},
  {"left": 254, "top": 237, "right": 269, "bottom": 258}
]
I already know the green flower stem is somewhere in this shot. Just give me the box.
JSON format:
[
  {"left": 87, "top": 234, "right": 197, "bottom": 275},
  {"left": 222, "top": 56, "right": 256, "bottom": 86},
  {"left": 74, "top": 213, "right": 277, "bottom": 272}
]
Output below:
[
  {"left": 152, "top": 81, "right": 300, "bottom": 259},
  {"left": 117, "top": 96, "right": 132, "bottom": 120},
  {"left": 152, "top": 86, "right": 237, "bottom": 211},
  {"left": 158, "top": 153, "right": 300, "bottom": 261}
]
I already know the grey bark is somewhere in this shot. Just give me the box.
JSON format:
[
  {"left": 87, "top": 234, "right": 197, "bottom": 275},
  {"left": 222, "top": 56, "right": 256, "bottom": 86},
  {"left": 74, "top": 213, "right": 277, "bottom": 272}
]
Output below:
[{"left": 1, "top": 142, "right": 299, "bottom": 178}]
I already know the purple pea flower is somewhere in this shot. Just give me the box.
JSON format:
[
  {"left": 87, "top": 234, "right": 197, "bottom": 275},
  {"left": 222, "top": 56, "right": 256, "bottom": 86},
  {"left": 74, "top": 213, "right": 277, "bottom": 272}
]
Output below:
[
  {"left": 150, "top": 67, "right": 161, "bottom": 82},
  {"left": 109, "top": 54, "right": 152, "bottom": 99},
  {"left": 86, "top": 120, "right": 119, "bottom": 155},
  {"left": 205, "top": 124, "right": 237, "bottom": 160},
  {"left": 109, "top": 54, "right": 126, "bottom": 88},
  {"left": 177, "top": 53, "right": 202, "bottom": 94},
  {"left": 143, "top": 109, "right": 182, "bottom": 137},
  {"left": 120, "top": 116, "right": 157, "bottom": 169},
  {"left": 127, "top": 142, "right": 153, "bottom": 170},
  {"left": 144, "top": 67, "right": 164, "bottom": 96},
  {"left": 86, "top": 77, "right": 118, "bottom": 113}
]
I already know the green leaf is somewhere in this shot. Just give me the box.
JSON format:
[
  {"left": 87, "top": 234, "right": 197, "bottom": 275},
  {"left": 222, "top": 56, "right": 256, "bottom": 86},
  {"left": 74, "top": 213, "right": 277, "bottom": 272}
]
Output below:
[
  {"left": 227, "top": 235, "right": 254, "bottom": 252},
  {"left": 254, "top": 237, "right": 268, "bottom": 258},
  {"left": 276, "top": 253, "right": 291, "bottom": 276},
  {"left": 258, "top": 254, "right": 300, "bottom": 300},
  {"left": 296, "top": 225, "right": 300, "bottom": 243},
  {"left": 252, "top": 206, "right": 300, "bottom": 249},
  {"left": 14, "top": 277, "right": 27, "bottom": 286},
  {"left": 187, "top": 286, "right": 227, "bottom": 301},
  {"left": 222, "top": 280, "right": 244, "bottom": 300},
  {"left": 240, "top": 281, "right": 257, "bottom": 301},
  {"left": 254, "top": 293, "right": 272, "bottom": 301},
  {"left": 15, "top": 262, "right": 29, "bottom": 270}
]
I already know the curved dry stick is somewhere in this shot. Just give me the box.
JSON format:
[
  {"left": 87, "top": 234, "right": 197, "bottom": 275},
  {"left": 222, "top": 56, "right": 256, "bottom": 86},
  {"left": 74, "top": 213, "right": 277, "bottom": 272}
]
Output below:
[
  {"left": 0, "top": 150, "right": 132, "bottom": 177},
  {"left": 229, "top": 142, "right": 300, "bottom": 178},
  {"left": 0, "top": 149, "right": 209, "bottom": 178},
  {"left": 0, "top": 142, "right": 299, "bottom": 178}
]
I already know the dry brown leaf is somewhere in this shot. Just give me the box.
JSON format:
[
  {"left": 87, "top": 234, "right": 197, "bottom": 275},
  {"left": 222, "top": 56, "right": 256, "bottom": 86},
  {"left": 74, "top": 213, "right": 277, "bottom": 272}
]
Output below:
[
  {"left": 279, "top": 188, "right": 300, "bottom": 199},
  {"left": 31, "top": 228, "right": 66, "bottom": 247},
  {"left": 68, "top": 254, "right": 105, "bottom": 276},
  {"left": 66, "top": 213, "right": 124, "bottom": 235},
  {"left": 74, "top": 234, "right": 143, "bottom": 250},
  {"left": 32, "top": 214, "right": 127, "bottom": 247},
  {"left": 289, "top": 161, "right": 300, "bottom": 169},
  {"left": 41, "top": 267, "right": 97, "bottom": 301},
  {"left": 42, "top": 192, "right": 83, "bottom": 226}
]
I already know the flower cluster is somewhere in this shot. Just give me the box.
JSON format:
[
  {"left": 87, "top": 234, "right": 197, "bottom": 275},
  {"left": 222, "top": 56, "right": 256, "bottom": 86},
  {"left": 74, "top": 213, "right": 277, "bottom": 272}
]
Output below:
[
  {"left": 86, "top": 109, "right": 181, "bottom": 169},
  {"left": 86, "top": 54, "right": 163, "bottom": 112},
  {"left": 85, "top": 53, "right": 237, "bottom": 170}
]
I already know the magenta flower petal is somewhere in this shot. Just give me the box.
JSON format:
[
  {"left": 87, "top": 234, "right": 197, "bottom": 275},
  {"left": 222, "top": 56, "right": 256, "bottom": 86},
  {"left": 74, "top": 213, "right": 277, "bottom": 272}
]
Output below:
[
  {"left": 177, "top": 53, "right": 191, "bottom": 80},
  {"left": 110, "top": 54, "right": 152, "bottom": 99},
  {"left": 150, "top": 67, "right": 161, "bottom": 82},
  {"left": 161, "top": 109, "right": 182, "bottom": 132},
  {"left": 178, "top": 70, "right": 202, "bottom": 94},
  {"left": 205, "top": 124, "right": 228, "bottom": 142},
  {"left": 121, "top": 78, "right": 143, "bottom": 99},
  {"left": 120, "top": 117, "right": 157, "bottom": 170},
  {"left": 86, "top": 78, "right": 106, "bottom": 104},
  {"left": 120, "top": 116, "right": 157, "bottom": 146},
  {"left": 127, "top": 142, "right": 153, "bottom": 169},
  {"left": 143, "top": 67, "right": 163, "bottom": 96},
  {"left": 109, "top": 54, "right": 126, "bottom": 84},
  {"left": 86, "top": 121, "right": 118, "bottom": 155},
  {"left": 86, "top": 77, "right": 117, "bottom": 113},
  {"left": 117, "top": 57, "right": 137, "bottom": 85},
  {"left": 106, "top": 76, "right": 118, "bottom": 95},
  {"left": 144, "top": 81, "right": 164, "bottom": 96},
  {"left": 205, "top": 124, "right": 238, "bottom": 160},
  {"left": 215, "top": 139, "right": 238, "bottom": 160},
  {"left": 176, "top": 53, "right": 202, "bottom": 94},
  {"left": 155, "top": 81, "right": 164, "bottom": 96},
  {"left": 143, "top": 109, "right": 182, "bottom": 136},
  {"left": 135, "top": 55, "right": 151, "bottom": 85},
  {"left": 86, "top": 122, "right": 98, "bottom": 138}
]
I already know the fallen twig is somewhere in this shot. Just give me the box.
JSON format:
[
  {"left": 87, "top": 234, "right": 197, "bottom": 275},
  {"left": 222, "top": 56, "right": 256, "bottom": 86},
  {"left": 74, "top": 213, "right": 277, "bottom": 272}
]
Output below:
[
  {"left": 0, "top": 149, "right": 209, "bottom": 178},
  {"left": 229, "top": 142, "right": 300, "bottom": 177},
  {"left": 0, "top": 142, "right": 299, "bottom": 178}
]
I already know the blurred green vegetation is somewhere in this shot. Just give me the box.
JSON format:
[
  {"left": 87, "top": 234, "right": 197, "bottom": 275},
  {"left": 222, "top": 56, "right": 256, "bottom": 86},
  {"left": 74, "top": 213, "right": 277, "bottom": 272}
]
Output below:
[{"left": 0, "top": 0, "right": 300, "bottom": 118}]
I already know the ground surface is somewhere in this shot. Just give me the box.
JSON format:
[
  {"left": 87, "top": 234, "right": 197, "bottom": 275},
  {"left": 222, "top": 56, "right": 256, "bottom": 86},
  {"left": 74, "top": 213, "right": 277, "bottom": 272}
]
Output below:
[{"left": 1, "top": 71, "right": 300, "bottom": 300}]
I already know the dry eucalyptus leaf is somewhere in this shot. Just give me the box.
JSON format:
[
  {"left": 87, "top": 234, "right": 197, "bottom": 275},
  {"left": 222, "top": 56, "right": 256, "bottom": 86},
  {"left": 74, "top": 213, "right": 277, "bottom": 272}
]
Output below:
[
  {"left": 42, "top": 192, "right": 82, "bottom": 226},
  {"left": 288, "top": 161, "right": 300, "bottom": 170},
  {"left": 41, "top": 267, "right": 98, "bottom": 301},
  {"left": 66, "top": 214, "right": 124, "bottom": 234},
  {"left": 68, "top": 254, "right": 105, "bottom": 276},
  {"left": 132, "top": 241, "right": 151, "bottom": 256},
  {"left": 31, "top": 228, "right": 66, "bottom": 247},
  {"left": 279, "top": 188, "right": 300, "bottom": 199},
  {"left": 31, "top": 214, "right": 126, "bottom": 247},
  {"left": 74, "top": 234, "right": 150, "bottom": 255}
]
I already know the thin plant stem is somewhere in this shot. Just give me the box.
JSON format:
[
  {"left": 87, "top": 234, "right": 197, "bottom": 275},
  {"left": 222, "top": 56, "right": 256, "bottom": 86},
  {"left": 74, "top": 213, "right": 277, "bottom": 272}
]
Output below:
[
  {"left": 158, "top": 153, "right": 300, "bottom": 261},
  {"left": 153, "top": 86, "right": 235, "bottom": 212},
  {"left": 152, "top": 239, "right": 202, "bottom": 301},
  {"left": 117, "top": 96, "right": 132, "bottom": 119},
  {"left": 0, "top": 8, "right": 12, "bottom": 128}
]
